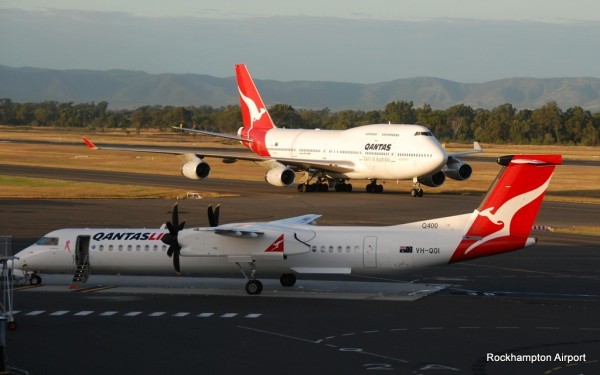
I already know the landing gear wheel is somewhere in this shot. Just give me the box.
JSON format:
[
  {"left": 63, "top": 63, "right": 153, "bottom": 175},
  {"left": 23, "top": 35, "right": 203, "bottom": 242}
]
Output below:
[
  {"left": 411, "top": 188, "right": 423, "bottom": 197},
  {"left": 280, "top": 273, "right": 297, "bottom": 287},
  {"left": 7, "top": 321, "right": 17, "bottom": 331},
  {"left": 29, "top": 274, "right": 42, "bottom": 286},
  {"left": 245, "top": 280, "right": 263, "bottom": 295}
]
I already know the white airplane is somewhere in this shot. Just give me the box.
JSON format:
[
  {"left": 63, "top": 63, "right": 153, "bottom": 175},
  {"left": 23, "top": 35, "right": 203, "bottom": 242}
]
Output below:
[
  {"left": 83, "top": 64, "right": 482, "bottom": 196},
  {"left": 13, "top": 154, "right": 561, "bottom": 295}
]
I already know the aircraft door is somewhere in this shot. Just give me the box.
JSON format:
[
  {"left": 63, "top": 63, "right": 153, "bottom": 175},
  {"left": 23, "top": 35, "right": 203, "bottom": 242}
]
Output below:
[
  {"left": 363, "top": 236, "right": 377, "bottom": 268},
  {"left": 75, "top": 236, "right": 90, "bottom": 268}
]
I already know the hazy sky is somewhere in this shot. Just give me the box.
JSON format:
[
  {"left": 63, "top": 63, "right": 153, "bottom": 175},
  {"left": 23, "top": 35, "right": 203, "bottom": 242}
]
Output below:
[{"left": 2, "top": 0, "right": 600, "bottom": 83}]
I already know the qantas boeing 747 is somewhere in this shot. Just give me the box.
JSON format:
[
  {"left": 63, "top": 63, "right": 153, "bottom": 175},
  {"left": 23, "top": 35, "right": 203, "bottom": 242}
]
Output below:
[
  {"left": 13, "top": 154, "right": 560, "bottom": 294},
  {"left": 83, "top": 64, "right": 481, "bottom": 196}
]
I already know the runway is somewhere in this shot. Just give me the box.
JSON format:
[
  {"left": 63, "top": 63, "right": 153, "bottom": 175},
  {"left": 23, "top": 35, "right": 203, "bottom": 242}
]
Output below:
[{"left": 1, "top": 168, "right": 599, "bottom": 374}]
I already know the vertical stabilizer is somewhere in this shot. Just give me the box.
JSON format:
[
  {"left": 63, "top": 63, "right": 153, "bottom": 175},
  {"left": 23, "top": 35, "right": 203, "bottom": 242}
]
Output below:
[
  {"left": 235, "top": 64, "right": 276, "bottom": 132},
  {"left": 449, "top": 154, "right": 562, "bottom": 263}
]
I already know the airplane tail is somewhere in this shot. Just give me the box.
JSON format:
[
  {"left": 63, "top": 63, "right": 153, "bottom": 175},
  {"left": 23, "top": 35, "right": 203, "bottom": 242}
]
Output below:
[
  {"left": 235, "top": 64, "right": 276, "bottom": 132},
  {"left": 449, "top": 154, "right": 562, "bottom": 263}
]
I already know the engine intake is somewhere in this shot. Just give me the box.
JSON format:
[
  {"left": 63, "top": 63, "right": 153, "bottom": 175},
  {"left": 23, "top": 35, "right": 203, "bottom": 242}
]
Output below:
[
  {"left": 265, "top": 167, "right": 295, "bottom": 187},
  {"left": 444, "top": 160, "right": 472, "bottom": 181},
  {"left": 418, "top": 170, "right": 446, "bottom": 187},
  {"left": 181, "top": 158, "right": 211, "bottom": 180}
]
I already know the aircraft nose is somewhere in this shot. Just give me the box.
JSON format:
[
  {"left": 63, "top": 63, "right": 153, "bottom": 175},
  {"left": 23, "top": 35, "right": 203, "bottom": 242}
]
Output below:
[{"left": 432, "top": 142, "right": 447, "bottom": 170}]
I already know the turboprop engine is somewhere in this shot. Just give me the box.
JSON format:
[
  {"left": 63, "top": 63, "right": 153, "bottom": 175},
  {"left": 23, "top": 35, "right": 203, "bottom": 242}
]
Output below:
[
  {"left": 444, "top": 159, "right": 473, "bottom": 181},
  {"left": 265, "top": 167, "right": 295, "bottom": 187},
  {"left": 181, "top": 156, "right": 211, "bottom": 180}
]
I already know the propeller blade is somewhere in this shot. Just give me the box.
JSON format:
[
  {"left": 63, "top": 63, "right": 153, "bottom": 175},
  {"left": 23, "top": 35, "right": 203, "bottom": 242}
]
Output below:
[
  {"left": 172, "top": 248, "right": 181, "bottom": 274},
  {"left": 208, "top": 204, "right": 220, "bottom": 227},
  {"left": 171, "top": 203, "right": 179, "bottom": 229},
  {"left": 213, "top": 204, "right": 220, "bottom": 226}
]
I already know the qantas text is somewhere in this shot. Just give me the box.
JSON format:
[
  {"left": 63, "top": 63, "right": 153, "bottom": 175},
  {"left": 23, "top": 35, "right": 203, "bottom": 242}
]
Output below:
[
  {"left": 92, "top": 232, "right": 166, "bottom": 241},
  {"left": 364, "top": 143, "right": 392, "bottom": 151}
]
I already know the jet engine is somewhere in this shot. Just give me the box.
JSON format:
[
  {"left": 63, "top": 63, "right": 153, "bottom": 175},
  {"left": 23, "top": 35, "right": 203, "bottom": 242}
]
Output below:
[
  {"left": 444, "top": 159, "right": 473, "bottom": 181},
  {"left": 418, "top": 170, "right": 446, "bottom": 187},
  {"left": 181, "top": 157, "right": 211, "bottom": 180},
  {"left": 265, "top": 167, "right": 295, "bottom": 187}
]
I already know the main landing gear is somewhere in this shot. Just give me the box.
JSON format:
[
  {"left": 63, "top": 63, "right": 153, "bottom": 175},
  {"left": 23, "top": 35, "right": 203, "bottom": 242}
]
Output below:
[
  {"left": 366, "top": 179, "right": 384, "bottom": 193},
  {"left": 235, "top": 262, "right": 297, "bottom": 295}
]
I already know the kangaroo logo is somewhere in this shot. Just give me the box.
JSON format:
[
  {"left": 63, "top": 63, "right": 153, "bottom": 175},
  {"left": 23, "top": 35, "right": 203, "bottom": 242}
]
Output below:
[
  {"left": 265, "top": 234, "right": 285, "bottom": 253},
  {"left": 464, "top": 175, "right": 552, "bottom": 254},
  {"left": 238, "top": 86, "right": 266, "bottom": 132}
]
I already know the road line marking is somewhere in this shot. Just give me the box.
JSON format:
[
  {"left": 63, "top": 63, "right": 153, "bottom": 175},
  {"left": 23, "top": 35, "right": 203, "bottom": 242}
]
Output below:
[
  {"left": 99, "top": 311, "right": 119, "bottom": 316},
  {"left": 74, "top": 311, "right": 94, "bottom": 316},
  {"left": 197, "top": 313, "right": 214, "bottom": 318},
  {"left": 50, "top": 310, "right": 69, "bottom": 316},
  {"left": 173, "top": 312, "right": 190, "bottom": 317},
  {"left": 125, "top": 311, "right": 142, "bottom": 317},
  {"left": 245, "top": 314, "right": 262, "bottom": 318},
  {"left": 26, "top": 310, "right": 45, "bottom": 316},
  {"left": 149, "top": 312, "right": 166, "bottom": 317},
  {"left": 221, "top": 313, "right": 237, "bottom": 318}
]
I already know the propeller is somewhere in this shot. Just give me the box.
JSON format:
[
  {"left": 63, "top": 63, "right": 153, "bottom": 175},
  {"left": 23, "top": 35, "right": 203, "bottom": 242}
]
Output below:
[
  {"left": 162, "top": 203, "right": 221, "bottom": 274},
  {"left": 161, "top": 203, "right": 185, "bottom": 274},
  {"left": 208, "top": 204, "right": 220, "bottom": 227}
]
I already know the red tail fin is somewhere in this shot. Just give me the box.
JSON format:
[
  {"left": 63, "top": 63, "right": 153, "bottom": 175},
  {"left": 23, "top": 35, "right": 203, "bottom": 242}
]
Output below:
[
  {"left": 235, "top": 64, "right": 276, "bottom": 132},
  {"left": 450, "top": 154, "right": 562, "bottom": 263}
]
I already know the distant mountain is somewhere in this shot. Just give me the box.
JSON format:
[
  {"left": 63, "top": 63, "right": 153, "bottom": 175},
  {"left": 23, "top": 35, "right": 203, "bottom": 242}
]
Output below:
[{"left": 2, "top": 65, "right": 600, "bottom": 112}]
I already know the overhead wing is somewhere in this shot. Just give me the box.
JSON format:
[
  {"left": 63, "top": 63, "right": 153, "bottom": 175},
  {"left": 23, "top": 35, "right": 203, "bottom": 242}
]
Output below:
[
  {"left": 83, "top": 137, "right": 356, "bottom": 174},
  {"left": 268, "top": 214, "right": 321, "bottom": 226}
]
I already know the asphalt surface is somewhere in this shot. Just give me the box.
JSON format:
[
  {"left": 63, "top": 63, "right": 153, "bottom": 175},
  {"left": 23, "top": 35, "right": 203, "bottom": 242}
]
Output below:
[{"left": 1, "top": 168, "right": 599, "bottom": 375}]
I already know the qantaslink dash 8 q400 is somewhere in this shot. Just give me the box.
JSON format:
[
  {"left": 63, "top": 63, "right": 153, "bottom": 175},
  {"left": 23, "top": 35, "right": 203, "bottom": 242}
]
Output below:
[
  {"left": 13, "top": 154, "right": 561, "bottom": 295},
  {"left": 83, "top": 64, "right": 482, "bottom": 196}
]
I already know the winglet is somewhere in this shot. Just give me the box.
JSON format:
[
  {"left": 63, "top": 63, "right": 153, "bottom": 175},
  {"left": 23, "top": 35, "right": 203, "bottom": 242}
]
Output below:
[
  {"left": 473, "top": 141, "right": 482, "bottom": 152},
  {"left": 82, "top": 137, "right": 97, "bottom": 150}
]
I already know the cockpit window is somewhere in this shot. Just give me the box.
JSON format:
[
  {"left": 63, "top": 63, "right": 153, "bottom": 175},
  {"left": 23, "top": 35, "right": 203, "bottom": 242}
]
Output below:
[
  {"left": 35, "top": 237, "right": 59, "bottom": 246},
  {"left": 414, "top": 131, "right": 433, "bottom": 136}
]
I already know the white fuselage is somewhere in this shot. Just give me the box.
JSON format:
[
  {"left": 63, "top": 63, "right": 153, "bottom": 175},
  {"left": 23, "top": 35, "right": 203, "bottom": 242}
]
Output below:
[
  {"left": 262, "top": 124, "right": 447, "bottom": 179},
  {"left": 13, "top": 213, "right": 473, "bottom": 278}
]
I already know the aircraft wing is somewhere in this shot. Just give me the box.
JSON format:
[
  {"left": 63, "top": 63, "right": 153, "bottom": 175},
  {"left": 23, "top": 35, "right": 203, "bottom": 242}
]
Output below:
[
  {"left": 447, "top": 141, "right": 483, "bottom": 160},
  {"left": 268, "top": 214, "right": 321, "bottom": 226},
  {"left": 83, "top": 138, "right": 356, "bottom": 173},
  {"left": 171, "top": 126, "right": 253, "bottom": 142}
]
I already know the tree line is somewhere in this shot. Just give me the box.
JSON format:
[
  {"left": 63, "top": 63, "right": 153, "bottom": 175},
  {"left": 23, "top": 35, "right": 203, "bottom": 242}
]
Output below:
[{"left": 1, "top": 98, "right": 598, "bottom": 146}]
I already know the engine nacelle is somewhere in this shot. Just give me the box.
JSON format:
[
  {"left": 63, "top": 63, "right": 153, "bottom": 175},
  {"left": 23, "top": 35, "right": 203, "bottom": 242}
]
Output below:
[
  {"left": 444, "top": 160, "right": 473, "bottom": 181},
  {"left": 181, "top": 158, "right": 211, "bottom": 180},
  {"left": 418, "top": 170, "right": 446, "bottom": 187},
  {"left": 265, "top": 167, "right": 295, "bottom": 187}
]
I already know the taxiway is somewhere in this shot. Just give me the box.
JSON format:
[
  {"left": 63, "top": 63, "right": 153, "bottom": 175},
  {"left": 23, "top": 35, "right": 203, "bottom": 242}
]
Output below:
[{"left": 1, "top": 169, "right": 599, "bottom": 374}]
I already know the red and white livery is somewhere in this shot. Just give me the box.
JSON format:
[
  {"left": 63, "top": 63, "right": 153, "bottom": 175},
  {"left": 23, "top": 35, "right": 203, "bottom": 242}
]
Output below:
[
  {"left": 13, "top": 154, "right": 561, "bottom": 294},
  {"left": 83, "top": 64, "right": 482, "bottom": 195}
]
